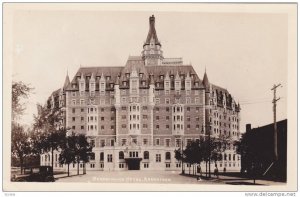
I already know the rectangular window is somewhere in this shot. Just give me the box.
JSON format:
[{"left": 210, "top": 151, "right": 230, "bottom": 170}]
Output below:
[
  {"left": 186, "top": 97, "right": 191, "bottom": 104},
  {"left": 166, "top": 163, "right": 171, "bottom": 168},
  {"left": 121, "top": 139, "right": 127, "bottom": 146},
  {"left": 143, "top": 139, "right": 148, "bottom": 145},
  {"left": 100, "top": 140, "right": 105, "bottom": 147},
  {"left": 72, "top": 108, "right": 75, "bottom": 113},
  {"left": 155, "top": 98, "right": 160, "bottom": 104},
  {"left": 119, "top": 163, "right": 124, "bottom": 168},
  {"left": 122, "top": 124, "right": 126, "bottom": 129},
  {"left": 81, "top": 126, "right": 84, "bottom": 130},
  {"left": 175, "top": 139, "right": 181, "bottom": 147},
  {"left": 72, "top": 117, "right": 75, "bottom": 121},
  {"left": 107, "top": 154, "right": 113, "bottom": 162},
  {"left": 165, "top": 139, "right": 170, "bottom": 147},
  {"left": 156, "top": 154, "right": 161, "bottom": 162},
  {"left": 144, "top": 163, "right": 149, "bottom": 168},
  {"left": 186, "top": 139, "right": 192, "bottom": 146},
  {"left": 165, "top": 98, "right": 170, "bottom": 104},
  {"left": 155, "top": 138, "right": 160, "bottom": 146},
  {"left": 143, "top": 124, "right": 148, "bottom": 129}
]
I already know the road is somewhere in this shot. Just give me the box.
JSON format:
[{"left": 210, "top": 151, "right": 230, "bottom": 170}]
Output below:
[{"left": 55, "top": 170, "right": 221, "bottom": 184}]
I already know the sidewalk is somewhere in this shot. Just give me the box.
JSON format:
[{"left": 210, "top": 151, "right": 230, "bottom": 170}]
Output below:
[{"left": 181, "top": 173, "right": 285, "bottom": 186}]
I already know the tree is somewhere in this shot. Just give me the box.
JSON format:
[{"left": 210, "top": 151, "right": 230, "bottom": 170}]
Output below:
[
  {"left": 11, "top": 123, "right": 31, "bottom": 174},
  {"left": 75, "top": 134, "right": 93, "bottom": 175},
  {"left": 174, "top": 147, "right": 185, "bottom": 174},
  {"left": 12, "top": 81, "right": 33, "bottom": 120},
  {"left": 59, "top": 133, "right": 76, "bottom": 177},
  {"left": 33, "top": 103, "right": 66, "bottom": 171}
]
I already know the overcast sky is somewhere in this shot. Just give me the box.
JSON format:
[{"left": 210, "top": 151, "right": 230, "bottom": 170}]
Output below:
[{"left": 10, "top": 8, "right": 288, "bottom": 131}]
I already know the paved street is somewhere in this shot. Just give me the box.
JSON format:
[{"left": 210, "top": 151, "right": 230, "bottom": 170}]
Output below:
[
  {"left": 55, "top": 170, "right": 285, "bottom": 185},
  {"left": 55, "top": 170, "right": 220, "bottom": 184}
]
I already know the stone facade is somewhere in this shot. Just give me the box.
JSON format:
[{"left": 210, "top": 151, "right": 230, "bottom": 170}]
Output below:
[{"left": 40, "top": 15, "right": 241, "bottom": 172}]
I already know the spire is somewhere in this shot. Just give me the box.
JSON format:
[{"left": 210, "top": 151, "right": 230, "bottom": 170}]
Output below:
[
  {"left": 165, "top": 71, "right": 170, "bottom": 80},
  {"left": 186, "top": 71, "right": 191, "bottom": 80},
  {"left": 115, "top": 76, "right": 120, "bottom": 85},
  {"left": 63, "top": 72, "right": 70, "bottom": 90},
  {"left": 144, "top": 15, "right": 161, "bottom": 47},
  {"left": 175, "top": 71, "right": 180, "bottom": 80},
  {"left": 202, "top": 70, "right": 210, "bottom": 90},
  {"left": 100, "top": 73, "right": 105, "bottom": 81}
]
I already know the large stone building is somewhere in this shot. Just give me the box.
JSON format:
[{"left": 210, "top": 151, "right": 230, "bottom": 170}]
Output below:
[{"left": 41, "top": 15, "right": 241, "bottom": 172}]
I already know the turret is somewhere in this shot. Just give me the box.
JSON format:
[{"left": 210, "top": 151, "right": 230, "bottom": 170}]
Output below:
[
  {"left": 142, "top": 15, "right": 164, "bottom": 66},
  {"left": 99, "top": 73, "right": 106, "bottom": 95},
  {"left": 78, "top": 73, "right": 85, "bottom": 96}
]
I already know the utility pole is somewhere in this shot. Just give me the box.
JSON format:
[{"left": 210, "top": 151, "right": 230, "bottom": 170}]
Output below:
[{"left": 271, "top": 83, "right": 281, "bottom": 161}]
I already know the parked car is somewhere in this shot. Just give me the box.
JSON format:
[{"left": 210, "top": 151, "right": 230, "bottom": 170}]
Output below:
[{"left": 11, "top": 166, "right": 54, "bottom": 182}]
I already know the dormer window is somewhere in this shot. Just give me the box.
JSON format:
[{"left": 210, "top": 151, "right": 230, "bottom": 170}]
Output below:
[
  {"left": 106, "top": 76, "right": 111, "bottom": 81},
  {"left": 195, "top": 82, "right": 199, "bottom": 87},
  {"left": 72, "top": 84, "right": 76, "bottom": 88},
  {"left": 139, "top": 73, "right": 143, "bottom": 78},
  {"left": 126, "top": 73, "right": 130, "bottom": 78},
  {"left": 156, "top": 83, "right": 160, "bottom": 87},
  {"left": 86, "top": 76, "right": 90, "bottom": 81},
  {"left": 170, "top": 75, "right": 174, "bottom": 79},
  {"left": 80, "top": 82, "right": 85, "bottom": 89},
  {"left": 123, "top": 81, "right": 127, "bottom": 86},
  {"left": 160, "top": 75, "right": 164, "bottom": 80},
  {"left": 142, "top": 81, "right": 146, "bottom": 86},
  {"left": 90, "top": 82, "right": 95, "bottom": 90},
  {"left": 110, "top": 83, "right": 114, "bottom": 88},
  {"left": 96, "top": 76, "right": 100, "bottom": 80}
]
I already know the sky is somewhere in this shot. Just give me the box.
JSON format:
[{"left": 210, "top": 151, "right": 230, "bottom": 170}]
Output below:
[{"left": 9, "top": 8, "right": 288, "bottom": 132}]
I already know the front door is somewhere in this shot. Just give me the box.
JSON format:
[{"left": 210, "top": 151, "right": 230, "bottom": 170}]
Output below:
[{"left": 127, "top": 159, "right": 141, "bottom": 170}]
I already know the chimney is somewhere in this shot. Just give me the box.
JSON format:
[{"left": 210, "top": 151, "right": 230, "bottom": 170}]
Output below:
[{"left": 246, "top": 124, "right": 251, "bottom": 133}]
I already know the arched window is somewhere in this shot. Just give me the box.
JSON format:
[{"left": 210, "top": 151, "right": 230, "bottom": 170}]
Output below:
[
  {"left": 224, "top": 154, "right": 227, "bottom": 161},
  {"left": 119, "top": 151, "right": 124, "bottom": 160},
  {"left": 165, "top": 152, "right": 171, "bottom": 160},
  {"left": 144, "top": 151, "right": 149, "bottom": 160}
]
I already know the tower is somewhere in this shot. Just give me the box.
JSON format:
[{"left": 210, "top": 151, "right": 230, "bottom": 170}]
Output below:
[{"left": 142, "top": 15, "right": 163, "bottom": 66}]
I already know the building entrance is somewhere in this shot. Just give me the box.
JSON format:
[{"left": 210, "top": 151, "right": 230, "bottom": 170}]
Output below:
[{"left": 126, "top": 158, "right": 142, "bottom": 170}]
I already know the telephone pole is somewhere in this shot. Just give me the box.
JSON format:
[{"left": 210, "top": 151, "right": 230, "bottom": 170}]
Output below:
[{"left": 271, "top": 83, "right": 281, "bottom": 161}]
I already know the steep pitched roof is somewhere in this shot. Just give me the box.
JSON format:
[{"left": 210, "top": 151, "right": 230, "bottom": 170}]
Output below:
[
  {"left": 63, "top": 74, "right": 70, "bottom": 90},
  {"left": 144, "top": 15, "right": 161, "bottom": 46}
]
